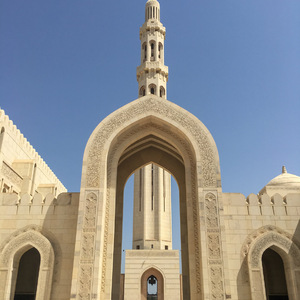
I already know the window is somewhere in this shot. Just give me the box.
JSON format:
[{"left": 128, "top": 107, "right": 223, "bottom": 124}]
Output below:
[
  {"left": 150, "top": 42, "right": 155, "bottom": 60},
  {"left": 139, "top": 86, "right": 146, "bottom": 97},
  {"left": 160, "top": 86, "right": 165, "bottom": 99},
  {"left": 147, "top": 275, "right": 158, "bottom": 300},
  {"left": 165, "top": 245, "right": 168, "bottom": 250}
]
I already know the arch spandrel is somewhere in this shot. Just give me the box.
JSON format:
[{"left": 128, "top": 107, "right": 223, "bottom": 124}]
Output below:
[{"left": 82, "top": 96, "right": 221, "bottom": 189}]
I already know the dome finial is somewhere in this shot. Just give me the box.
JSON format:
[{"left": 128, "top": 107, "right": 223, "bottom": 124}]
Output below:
[{"left": 282, "top": 166, "right": 287, "bottom": 174}]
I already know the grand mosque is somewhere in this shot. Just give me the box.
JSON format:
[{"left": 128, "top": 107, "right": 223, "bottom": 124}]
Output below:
[{"left": 0, "top": 1, "right": 299, "bottom": 300}]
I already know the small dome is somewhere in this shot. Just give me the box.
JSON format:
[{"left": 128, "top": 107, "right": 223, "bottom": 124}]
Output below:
[{"left": 266, "top": 166, "right": 300, "bottom": 187}]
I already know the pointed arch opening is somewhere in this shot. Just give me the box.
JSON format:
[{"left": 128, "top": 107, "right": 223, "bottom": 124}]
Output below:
[
  {"left": 262, "top": 248, "right": 289, "bottom": 300},
  {"left": 110, "top": 129, "right": 194, "bottom": 300},
  {"left": 14, "top": 247, "right": 40, "bottom": 300},
  {"left": 141, "top": 268, "right": 164, "bottom": 300},
  {"left": 0, "top": 229, "right": 54, "bottom": 300},
  {"left": 247, "top": 229, "right": 300, "bottom": 300},
  {"left": 78, "top": 96, "right": 222, "bottom": 300}
]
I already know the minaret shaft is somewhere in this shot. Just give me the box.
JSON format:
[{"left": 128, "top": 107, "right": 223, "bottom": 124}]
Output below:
[{"left": 133, "top": 164, "right": 172, "bottom": 250}]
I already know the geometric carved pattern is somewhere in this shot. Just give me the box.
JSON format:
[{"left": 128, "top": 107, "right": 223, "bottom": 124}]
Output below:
[
  {"left": 78, "top": 192, "right": 98, "bottom": 300},
  {"left": 1, "top": 161, "right": 23, "bottom": 188},
  {"left": 241, "top": 225, "right": 300, "bottom": 260},
  {"left": 86, "top": 98, "right": 218, "bottom": 189},
  {"left": 248, "top": 230, "right": 300, "bottom": 269},
  {"left": 205, "top": 193, "right": 225, "bottom": 300}
]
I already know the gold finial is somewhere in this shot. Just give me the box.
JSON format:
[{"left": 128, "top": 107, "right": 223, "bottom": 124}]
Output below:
[{"left": 282, "top": 166, "right": 287, "bottom": 174}]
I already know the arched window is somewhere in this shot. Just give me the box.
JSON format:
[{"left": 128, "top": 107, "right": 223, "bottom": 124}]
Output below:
[
  {"left": 149, "top": 84, "right": 156, "bottom": 95},
  {"left": 147, "top": 275, "right": 158, "bottom": 300},
  {"left": 150, "top": 42, "right": 155, "bottom": 61},
  {"left": 262, "top": 248, "right": 289, "bottom": 300},
  {"left": 141, "top": 268, "right": 164, "bottom": 300},
  {"left": 159, "top": 86, "right": 165, "bottom": 99},
  {"left": 158, "top": 43, "right": 163, "bottom": 60},
  {"left": 139, "top": 86, "right": 146, "bottom": 97},
  {"left": 14, "top": 248, "right": 41, "bottom": 300},
  {"left": 142, "top": 43, "right": 147, "bottom": 62}
]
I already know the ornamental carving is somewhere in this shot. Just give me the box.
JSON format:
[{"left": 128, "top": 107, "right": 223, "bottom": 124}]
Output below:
[
  {"left": 205, "top": 193, "right": 225, "bottom": 299},
  {"left": 0, "top": 226, "right": 55, "bottom": 300},
  {"left": 250, "top": 232, "right": 300, "bottom": 268},
  {"left": 86, "top": 98, "right": 218, "bottom": 189},
  {"left": 101, "top": 120, "right": 202, "bottom": 294},
  {"left": 1, "top": 161, "right": 23, "bottom": 188},
  {"left": 241, "top": 225, "right": 300, "bottom": 260},
  {"left": 78, "top": 192, "right": 98, "bottom": 299}
]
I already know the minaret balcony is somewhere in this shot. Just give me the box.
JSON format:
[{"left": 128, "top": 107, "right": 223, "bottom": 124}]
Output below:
[{"left": 137, "top": 62, "right": 168, "bottom": 75}]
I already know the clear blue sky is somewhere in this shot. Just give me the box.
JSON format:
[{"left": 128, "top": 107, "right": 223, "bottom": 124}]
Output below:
[{"left": 1, "top": 0, "right": 300, "bottom": 268}]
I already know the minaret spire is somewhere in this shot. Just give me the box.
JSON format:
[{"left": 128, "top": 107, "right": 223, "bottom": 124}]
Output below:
[{"left": 137, "top": 0, "right": 168, "bottom": 98}]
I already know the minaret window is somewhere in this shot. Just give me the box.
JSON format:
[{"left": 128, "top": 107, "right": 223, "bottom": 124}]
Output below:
[
  {"left": 139, "top": 86, "right": 146, "bottom": 97},
  {"left": 149, "top": 84, "right": 156, "bottom": 95},
  {"left": 142, "top": 43, "right": 147, "bottom": 62},
  {"left": 150, "top": 42, "right": 155, "bottom": 61},
  {"left": 160, "top": 86, "right": 165, "bottom": 98}
]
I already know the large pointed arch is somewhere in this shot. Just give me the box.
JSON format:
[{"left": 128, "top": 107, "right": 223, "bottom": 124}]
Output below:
[
  {"left": 72, "top": 96, "right": 226, "bottom": 300},
  {"left": 0, "top": 226, "right": 55, "bottom": 300}
]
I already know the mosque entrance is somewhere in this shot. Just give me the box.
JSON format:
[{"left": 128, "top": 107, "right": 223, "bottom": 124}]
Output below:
[{"left": 74, "top": 96, "right": 223, "bottom": 300}]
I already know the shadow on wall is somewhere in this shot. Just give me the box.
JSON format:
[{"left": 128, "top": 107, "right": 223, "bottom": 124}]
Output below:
[
  {"left": 237, "top": 258, "right": 251, "bottom": 300},
  {"left": 41, "top": 192, "right": 79, "bottom": 299}
]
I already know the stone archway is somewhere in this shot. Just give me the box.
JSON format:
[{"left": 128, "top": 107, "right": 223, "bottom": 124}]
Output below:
[
  {"left": 246, "top": 227, "right": 300, "bottom": 300},
  {"left": 71, "top": 96, "right": 227, "bottom": 300},
  {"left": 0, "top": 227, "right": 55, "bottom": 300}
]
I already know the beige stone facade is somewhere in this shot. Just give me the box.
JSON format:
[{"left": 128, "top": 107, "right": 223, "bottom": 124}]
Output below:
[{"left": 0, "top": 0, "right": 299, "bottom": 300}]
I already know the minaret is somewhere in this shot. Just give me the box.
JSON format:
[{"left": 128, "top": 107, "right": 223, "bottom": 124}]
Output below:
[
  {"left": 124, "top": 3, "right": 181, "bottom": 298},
  {"left": 136, "top": 0, "right": 168, "bottom": 99},
  {"left": 133, "top": 0, "right": 172, "bottom": 251}
]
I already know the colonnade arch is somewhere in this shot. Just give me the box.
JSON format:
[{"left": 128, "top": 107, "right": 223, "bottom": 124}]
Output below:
[{"left": 73, "top": 96, "right": 225, "bottom": 300}]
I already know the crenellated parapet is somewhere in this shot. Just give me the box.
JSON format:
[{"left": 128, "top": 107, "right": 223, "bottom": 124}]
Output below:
[
  {"left": 0, "top": 193, "right": 79, "bottom": 210},
  {"left": 222, "top": 192, "right": 300, "bottom": 216},
  {"left": 0, "top": 109, "right": 66, "bottom": 195}
]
